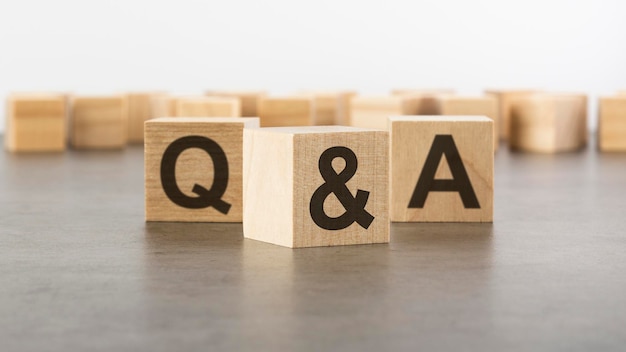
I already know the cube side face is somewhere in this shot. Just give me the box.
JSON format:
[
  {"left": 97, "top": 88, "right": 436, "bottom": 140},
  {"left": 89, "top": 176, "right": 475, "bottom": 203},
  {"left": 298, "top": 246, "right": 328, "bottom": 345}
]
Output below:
[
  {"left": 145, "top": 119, "right": 256, "bottom": 222},
  {"left": 553, "top": 96, "right": 587, "bottom": 151},
  {"left": 311, "top": 95, "right": 339, "bottom": 126},
  {"left": 6, "top": 97, "right": 66, "bottom": 152},
  {"left": 259, "top": 99, "right": 312, "bottom": 127},
  {"left": 242, "top": 129, "right": 294, "bottom": 247},
  {"left": 128, "top": 93, "right": 163, "bottom": 143},
  {"left": 292, "top": 131, "right": 390, "bottom": 247},
  {"left": 599, "top": 98, "right": 626, "bottom": 151},
  {"left": 177, "top": 99, "right": 240, "bottom": 118},
  {"left": 206, "top": 92, "right": 266, "bottom": 117},
  {"left": 390, "top": 118, "right": 493, "bottom": 222},
  {"left": 350, "top": 98, "right": 402, "bottom": 130},
  {"left": 510, "top": 99, "right": 557, "bottom": 153},
  {"left": 486, "top": 90, "right": 536, "bottom": 141},
  {"left": 72, "top": 97, "right": 127, "bottom": 149}
]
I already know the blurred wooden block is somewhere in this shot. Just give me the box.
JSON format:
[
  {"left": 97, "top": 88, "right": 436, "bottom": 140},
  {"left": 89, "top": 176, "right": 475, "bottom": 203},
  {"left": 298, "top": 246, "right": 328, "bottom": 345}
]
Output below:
[
  {"left": 350, "top": 96, "right": 422, "bottom": 130},
  {"left": 127, "top": 92, "right": 166, "bottom": 143},
  {"left": 296, "top": 91, "right": 357, "bottom": 125},
  {"left": 176, "top": 96, "right": 240, "bottom": 117},
  {"left": 258, "top": 97, "right": 313, "bottom": 127},
  {"left": 145, "top": 117, "right": 260, "bottom": 222},
  {"left": 485, "top": 89, "right": 537, "bottom": 140},
  {"left": 438, "top": 96, "right": 499, "bottom": 151},
  {"left": 71, "top": 96, "right": 127, "bottom": 149},
  {"left": 151, "top": 95, "right": 179, "bottom": 118},
  {"left": 392, "top": 89, "right": 455, "bottom": 115},
  {"left": 5, "top": 94, "right": 67, "bottom": 152},
  {"left": 205, "top": 90, "right": 266, "bottom": 117},
  {"left": 389, "top": 116, "right": 493, "bottom": 222},
  {"left": 243, "top": 126, "right": 389, "bottom": 248},
  {"left": 509, "top": 93, "right": 587, "bottom": 153},
  {"left": 599, "top": 96, "right": 626, "bottom": 152}
]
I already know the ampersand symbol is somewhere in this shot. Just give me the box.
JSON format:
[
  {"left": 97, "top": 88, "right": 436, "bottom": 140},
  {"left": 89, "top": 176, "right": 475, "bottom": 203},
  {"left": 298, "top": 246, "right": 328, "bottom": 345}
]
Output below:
[
  {"left": 309, "top": 146, "right": 374, "bottom": 230},
  {"left": 160, "top": 135, "right": 231, "bottom": 214}
]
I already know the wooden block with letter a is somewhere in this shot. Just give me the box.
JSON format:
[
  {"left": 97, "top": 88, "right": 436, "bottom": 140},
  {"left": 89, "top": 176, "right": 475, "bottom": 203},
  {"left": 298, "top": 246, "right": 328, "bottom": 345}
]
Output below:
[
  {"left": 509, "top": 93, "right": 587, "bottom": 153},
  {"left": 258, "top": 97, "right": 313, "bottom": 127},
  {"left": 205, "top": 90, "right": 266, "bottom": 117},
  {"left": 176, "top": 96, "right": 241, "bottom": 117},
  {"left": 350, "top": 96, "right": 422, "bottom": 130},
  {"left": 389, "top": 116, "right": 493, "bottom": 222},
  {"left": 145, "top": 117, "right": 260, "bottom": 222},
  {"left": 598, "top": 96, "right": 626, "bottom": 152},
  {"left": 71, "top": 95, "right": 127, "bottom": 149},
  {"left": 243, "top": 126, "right": 389, "bottom": 248},
  {"left": 484, "top": 89, "right": 537, "bottom": 140},
  {"left": 5, "top": 93, "right": 67, "bottom": 152},
  {"left": 127, "top": 92, "right": 167, "bottom": 143},
  {"left": 438, "top": 96, "right": 499, "bottom": 151}
]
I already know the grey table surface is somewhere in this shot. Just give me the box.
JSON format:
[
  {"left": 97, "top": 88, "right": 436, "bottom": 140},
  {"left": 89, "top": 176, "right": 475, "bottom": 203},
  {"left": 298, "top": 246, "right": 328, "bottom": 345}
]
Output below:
[{"left": 1, "top": 137, "right": 625, "bottom": 352}]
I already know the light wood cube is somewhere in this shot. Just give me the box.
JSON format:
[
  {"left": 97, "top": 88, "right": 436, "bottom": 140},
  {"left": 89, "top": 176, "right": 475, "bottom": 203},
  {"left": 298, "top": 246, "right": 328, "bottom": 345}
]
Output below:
[
  {"left": 509, "top": 93, "right": 587, "bottom": 153},
  {"left": 151, "top": 95, "right": 179, "bottom": 118},
  {"left": 205, "top": 90, "right": 266, "bottom": 117},
  {"left": 176, "top": 96, "right": 241, "bottom": 117},
  {"left": 145, "top": 117, "right": 260, "bottom": 222},
  {"left": 5, "top": 94, "right": 67, "bottom": 152},
  {"left": 389, "top": 116, "right": 493, "bottom": 222},
  {"left": 485, "top": 89, "right": 537, "bottom": 141},
  {"left": 391, "top": 89, "right": 455, "bottom": 115},
  {"left": 296, "top": 91, "right": 357, "bottom": 125},
  {"left": 258, "top": 97, "right": 313, "bottom": 127},
  {"left": 243, "top": 126, "right": 389, "bottom": 248},
  {"left": 599, "top": 96, "right": 626, "bottom": 152},
  {"left": 71, "top": 96, "right": 127, "bottom": 149},
  {"left": 350, "top": 96, "right": 423, "bottom": 130},
  {"left": 438, "top": 96, "right": 499, "bottom": 151},
  {"left": 127, "top": 92, "right": 167, "bottom": 143}
]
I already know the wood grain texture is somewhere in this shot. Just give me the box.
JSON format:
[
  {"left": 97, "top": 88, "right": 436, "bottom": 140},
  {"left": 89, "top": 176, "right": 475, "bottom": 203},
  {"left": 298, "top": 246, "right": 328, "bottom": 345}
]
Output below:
[
  {"left": 243, "top": 126, "right": 389, "bottom": 248},
  {"left": 598, "top": 96, "right": 626, "bottom": 152},
  {"left": 485, "top": 89, "right": 537, "bottom": 140},
  {"left": 509, "top": 93, "right": 587, "bottom": 153},
  {"left": 205, "top": 90, "right": 266, "bottom": 117},
  {"left": 176, "top": 96, "right": 241, "bottom": 117},
  {"left": 145, "top": 117, "right": 260, "bottom": 222},
  {"left": 390, "top": 116, "right": 493, "bottom": 222},
  {"left": 71, "top": 96, "right": 127, "bottom": 149},
  {"left": 126, "top": 92, "right": 167, "bottom": 143},
  {"left": 258, "top": 97, "right": 313, "bottom": 127},
  {"left": 438, "top": 96, "right": 499, "bottom": 151},
  {"left": 5, "top": 93, "right": 67, "bottom": 152},
  {"left": 350, "top": 96, "right": 424, "bottom": 130}
]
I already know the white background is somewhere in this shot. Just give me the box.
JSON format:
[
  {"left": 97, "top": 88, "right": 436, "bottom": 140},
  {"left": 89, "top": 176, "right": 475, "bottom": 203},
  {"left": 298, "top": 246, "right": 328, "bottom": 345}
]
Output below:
[{"left": 1, "top": 0, "right": 625, "bottom": 132}]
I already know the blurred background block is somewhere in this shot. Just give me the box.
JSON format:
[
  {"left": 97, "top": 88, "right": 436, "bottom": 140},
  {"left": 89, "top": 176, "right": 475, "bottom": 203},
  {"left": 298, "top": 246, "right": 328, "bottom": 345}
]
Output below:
[
  {"left": 598, "top": 95, "right": 626, "bottom": 152},
  {"left": 176, "top": 96, "right": 241, "bottom": 117},
  {"left": 71, "top": 96, "right": 127, "bottom": 149},
  {"left": 258, "top": 97, "right": 312, "bottom": 127},
  {"left": 437, "top": 95, "right": 499, "bottom": 151},
  {"left": 127, "top": 92, "right": 166, "bottom": 143},
  {"left": 205, "top": 91, "right": 266, "bottom": 117}
]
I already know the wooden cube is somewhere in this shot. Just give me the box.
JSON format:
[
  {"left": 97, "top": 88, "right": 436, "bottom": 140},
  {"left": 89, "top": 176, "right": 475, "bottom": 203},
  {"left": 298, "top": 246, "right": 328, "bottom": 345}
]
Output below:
[
  {"left": 296, "top": 91, "right": 357, "bottom": 125},
  {"left": 438, "top": 96, "right": 499, "bottom": 151},
  {"left": 243, "top": 126, "right": 389, "bottom": 248},
  {"left": 350, "top": 96, "right": 423, "bottom": 130},
  {"left": 151, "top": 95, "right": 179, "bottom": 118},
  {"left": 176, "top": 96, "right": 241, "bottom": 117},
  {"left": 71, "top": 96, "right": 127, "bottom": 149},
  {"left": 258, "top": 97, "right": 313, "bottom": 127},
  {"left": 509, "top": 93, "right": 587, "bottom": 153},
  {"left": 5, "top": 94, "right": 67, "bottom": 152},
  {"left": 485, "top": 89, "right": 537, "bottom": 140},
  {"left": 145, "top": 117, "right": 260, "bottom": 222},
  {"left": 127, "top": 92, "right": 167, "bottom": 143},
  {"left": 599, "top": 96, "right": 626, "bottom": 152},
  {"left": 205, "top": 90, "right": 266, "bottom": 117},
  {"left": 392, "top": 89, "right": 455, "bottom": 115},
  {"left": 389, "top": 116, "right": 493, "bottom": 222}
]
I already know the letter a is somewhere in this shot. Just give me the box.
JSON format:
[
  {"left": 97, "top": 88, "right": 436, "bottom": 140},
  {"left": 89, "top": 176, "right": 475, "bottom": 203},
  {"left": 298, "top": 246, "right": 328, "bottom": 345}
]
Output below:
[{"left": 408, "top": 134, "right": 480, "bottom": 209}]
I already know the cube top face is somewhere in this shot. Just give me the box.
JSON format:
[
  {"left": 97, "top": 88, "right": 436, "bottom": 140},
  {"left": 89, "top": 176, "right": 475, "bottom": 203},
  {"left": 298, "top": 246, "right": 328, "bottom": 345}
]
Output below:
[
  {"left": 390, "top": 116, "right": 493, "bottom": 222},
  {"left": 243, "top": 127, "right": 389, "bottom": 248},
  {"left": 258, "top": 97, "right": 312, "bottom": 127},
  {"left": 72, "top": 96, "right": 127, "bottom": 149},
  {"left": 599, "top": 97, "right": 626, "bottom": 151},
  {"left": 145, "top": 117, "right": 260, "bottom": 222}
]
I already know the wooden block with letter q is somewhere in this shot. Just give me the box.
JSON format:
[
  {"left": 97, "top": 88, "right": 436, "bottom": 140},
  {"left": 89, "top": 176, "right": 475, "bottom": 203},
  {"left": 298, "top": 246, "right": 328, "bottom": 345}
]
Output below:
[
  {"left": 258, "top": 97, "right": 313, "bottom": 127},
  {"left": 176, "top": 96, "right": 241, "bottom": 117},
  {"left": 243, "top": 126, "right": 389, "bottom": 248},
  {"left": 71, "top": 95, "right": 127, "bottom": 149},
  {"left": 5, "top": 93, "right": 67, "bottom": 152},
  {"left": 389, "top": 116, "right": 493, "bottom": 222},
  {"left": 145, "top": 117, "right": 260, "bottom": 222},
  {"left": 598, "top": 96, "right": 626, "bottom": 152},
  {"left": 438, "top": 96, "right": 499, "bottom": 151}
]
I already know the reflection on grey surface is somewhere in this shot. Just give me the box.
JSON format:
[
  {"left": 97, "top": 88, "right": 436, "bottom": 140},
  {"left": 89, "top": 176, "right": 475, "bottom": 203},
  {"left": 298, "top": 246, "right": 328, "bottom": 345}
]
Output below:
[{"left": 1, "top": 139, "right": 626, "bottom": 351}]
